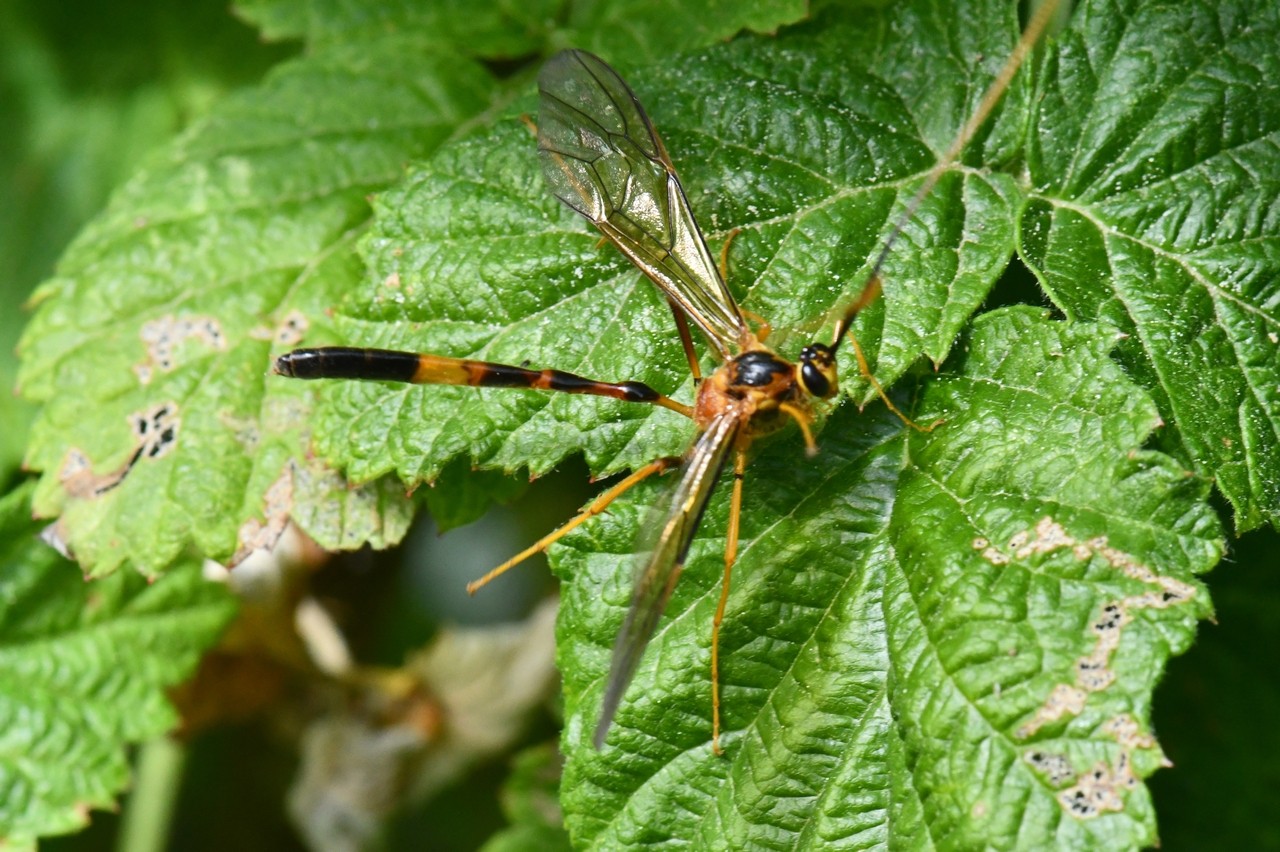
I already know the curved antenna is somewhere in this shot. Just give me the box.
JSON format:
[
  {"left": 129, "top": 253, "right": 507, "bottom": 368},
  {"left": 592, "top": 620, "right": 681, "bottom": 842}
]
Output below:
[{"left": 832, "top": 0, "right": 1062, "bottom": 352}]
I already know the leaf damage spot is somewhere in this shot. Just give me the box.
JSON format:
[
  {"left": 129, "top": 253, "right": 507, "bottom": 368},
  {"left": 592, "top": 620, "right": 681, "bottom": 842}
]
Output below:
[
  {"left": 972, "top": 535, "right": 1009, "bottom": 564},
  {"left": 982, "top": 518, "right": 1196, "bottom": 816},
  {"left": 248, "top": 310, "right": 308, "bottom": 346},
  {"left": 1023, "top": 714, "right": 1167, "bottom": 819},
  {"left": 1103, "top": 714, "right": 1160, "bottom": 753},
  {"left": 59, "top": 403, "right": 181, "bottom": 498},
  {"left": 39, "top": 521, "right": 75, "bottom": 559},
  {"left": 1025, "top": 750, "right": 1076, "bottom": 785},
  {"left": 274, "top": 309, "right": 309, "bottom": 347},
  {"left": 1006, "top": 517, "right": 1075, "bottom": 558},
  {"left": 220, "top": 410, "right": 261, "bottom": 453},
  {"left": 135, "top": 314, "right": 227, "bottom": 384},
  {"left": 233, "top": 464, "right": 295, "bottom": 566},
  {"left": 377, "top": 271, "right": 411, "bottom": 306},
  {"left": 1058, "top": 754, "right": 1137, "bottom": 819},
  {"left": 1010, "top": 517, "right": 1195, "bottom": 740},
  {"left": 1019, "top": 683, "right": 1090, "bottom": 735}
]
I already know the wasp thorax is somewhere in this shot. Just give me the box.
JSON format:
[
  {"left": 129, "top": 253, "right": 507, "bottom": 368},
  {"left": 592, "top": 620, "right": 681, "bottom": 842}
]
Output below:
[
  {"left": 798, "top": 343, "right": 838, "bottom": 399},
  {"left": 730, "top": 350, "right": 791, "bottom": 388}
]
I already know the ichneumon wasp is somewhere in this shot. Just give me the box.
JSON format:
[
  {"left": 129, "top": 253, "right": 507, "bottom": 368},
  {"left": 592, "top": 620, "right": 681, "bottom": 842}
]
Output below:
[{"left": 275, "top": 0, "right": 1059, "bottom": 754}]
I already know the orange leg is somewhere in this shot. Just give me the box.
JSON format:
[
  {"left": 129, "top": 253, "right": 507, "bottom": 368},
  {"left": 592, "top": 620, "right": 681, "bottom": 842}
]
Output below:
[
  {"left": 718, "top": 228, "right": 740, "bottom": 283},
  {"left": 779, "top": 402, "right": 819, "bottom": 456},
  {"left": 668, "top": 299, "right": 703, "bottom": 382},
  {"left": 710, "top": 449, "right": 747, "bottom": 755},
  {"left": 466, "top": 456, "right": 681, "bottom": 594},
  {"left": 846, "top": 333, "right": 942, "bottom": 433},
  {"left": 739, "top": 308, "right": 772, "bottom": 343},
  {"left": 719, "top": 228, "right": 772, "bottom": 342}
]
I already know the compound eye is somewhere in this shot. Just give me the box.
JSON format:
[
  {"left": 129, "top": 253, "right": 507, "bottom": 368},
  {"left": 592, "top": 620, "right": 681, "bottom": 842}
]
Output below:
[
  {"left": 799, "top": 360, "right": 831, "bottom": 398},
  {"left": 798, "top": 343, "right": 838, "bottom": 398}
]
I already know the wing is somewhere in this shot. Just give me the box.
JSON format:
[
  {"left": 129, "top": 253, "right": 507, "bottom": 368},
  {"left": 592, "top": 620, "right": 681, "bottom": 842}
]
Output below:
[
  {"left": 537, "top": 49, "right": 748, "bottom": 359},
  {"left": 593, "top": 410, "right": 742, "bottom": 748}
]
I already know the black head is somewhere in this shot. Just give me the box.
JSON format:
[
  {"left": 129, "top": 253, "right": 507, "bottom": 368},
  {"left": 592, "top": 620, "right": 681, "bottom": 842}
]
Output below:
[{"left": 798, "top": 343, "right": 838, "bottom": 399}]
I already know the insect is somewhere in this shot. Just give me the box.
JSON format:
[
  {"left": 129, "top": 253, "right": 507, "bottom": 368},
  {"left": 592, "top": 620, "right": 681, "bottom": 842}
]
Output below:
[{"left": 275, "top": 1, "right": 1059, "bottom": 754}]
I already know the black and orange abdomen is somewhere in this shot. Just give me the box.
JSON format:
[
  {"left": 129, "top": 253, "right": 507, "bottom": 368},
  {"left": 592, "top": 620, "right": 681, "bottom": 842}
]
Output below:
[{"left": 274, "top": 347, "right": 682, "bottom": 411}]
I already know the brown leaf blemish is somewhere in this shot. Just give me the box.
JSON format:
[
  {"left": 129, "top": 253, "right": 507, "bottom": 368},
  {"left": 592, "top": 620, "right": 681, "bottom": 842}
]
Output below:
[
  {"left": 59, "top": 403, "right": 181, "bottom": 498},
  {"left": 232, "top": 463, "right": 295, "bottom": 566},
  {"left": 135, "top": 314, "right": 227, "bottom": 383}
]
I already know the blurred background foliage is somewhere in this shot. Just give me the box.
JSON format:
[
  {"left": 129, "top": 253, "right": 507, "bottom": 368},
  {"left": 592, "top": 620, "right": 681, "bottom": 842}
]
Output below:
[
  {"left": 2, "top": 0, "right": 1276, "bottom": 849},
  {"left": 2, "top": 1, "right": 571, "bottom": 849},
  {"left": 0, "top": 0, "right": 293, "bottom": 485}
]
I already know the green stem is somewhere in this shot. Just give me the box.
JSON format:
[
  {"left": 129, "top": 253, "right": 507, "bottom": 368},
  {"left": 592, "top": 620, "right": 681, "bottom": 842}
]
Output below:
[{"left": 117, "top": 736, "right": 186, "bottom": 852}]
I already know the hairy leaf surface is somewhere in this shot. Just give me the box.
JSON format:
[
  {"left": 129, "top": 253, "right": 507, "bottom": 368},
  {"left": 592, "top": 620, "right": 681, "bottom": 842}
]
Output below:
[
  {"left": 1022, "top": 0, "right": 1280, "bottom": 530},
  {"left": 0, "top": 485, "right": 236, "bottom": 844},
  {"left": 556, "top": 309, "right": 1220, "bottom": 848},
  {"left": 17, "top": 38, "right": 492, "bottom": 573}
]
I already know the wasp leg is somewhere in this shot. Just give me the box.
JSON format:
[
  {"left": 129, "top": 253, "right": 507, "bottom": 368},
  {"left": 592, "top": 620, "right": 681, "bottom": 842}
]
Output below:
[
  {"left": 710, "top": 449, "right": 748, "bottom": 756},
  {"left": 779, "top": 402, "right": 819, "bottom": 456},
  {"left": 466, "top": 456, "right": 683, "bottom": 594},
  {"left": 668, "top": 299, "right": 703, "bottom": 382},
  {"left": 844, "top": 335, "right": 942, "bottom": 433}
]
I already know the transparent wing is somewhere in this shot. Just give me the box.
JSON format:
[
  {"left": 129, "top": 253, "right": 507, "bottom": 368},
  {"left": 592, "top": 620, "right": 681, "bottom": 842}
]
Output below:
[
  {"left": 593, "top": 410, "right": 742, "bottom": 747},
  {"left": 538, "top": 49, "right": 747, "bottom": 359}
]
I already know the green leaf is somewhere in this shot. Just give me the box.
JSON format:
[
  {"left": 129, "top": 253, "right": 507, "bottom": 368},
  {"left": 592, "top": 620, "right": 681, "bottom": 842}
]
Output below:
[
  {"left": 422, "top": 458, "right": 530, "bottom": 533},
  {"left": 234, "top": 0, "right": 559, "bottom": 58},
  {"left": 16, "top": 36, "right": 494, "bottom": 574},
  {"left": 0, "top": 0, "right": 288, "bottom": 482},
  {"left": 328, "top": 0, "right": 1033, "bottom": 485},
  {"left": 0, "top": 482, "right": 237, "bottom": 845},
  {"left": 550, "top": 0, "right": 808, "bottom": 64},
  {"left": 9, "top": 0, "right": 1265, "bottom": 844},
  {"left": 1020, "top": 0, "right": 1280, "bottom": 530},
  {"left": 556, "top": 308, "right": 1220, "bottom": 847},
  {"left": 235, "top": 0, "right": 808, "bottom": 65}
]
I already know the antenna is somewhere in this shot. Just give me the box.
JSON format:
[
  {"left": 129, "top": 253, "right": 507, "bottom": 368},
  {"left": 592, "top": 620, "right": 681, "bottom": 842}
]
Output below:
[{"left": 831, "top": 0, "right": 1062, "bottom": 352}]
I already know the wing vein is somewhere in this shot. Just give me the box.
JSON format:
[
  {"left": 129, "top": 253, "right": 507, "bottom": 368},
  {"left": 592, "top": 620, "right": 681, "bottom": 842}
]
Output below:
[{"left": 538, "top": 49, "right": 748, "bottom": 357}]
